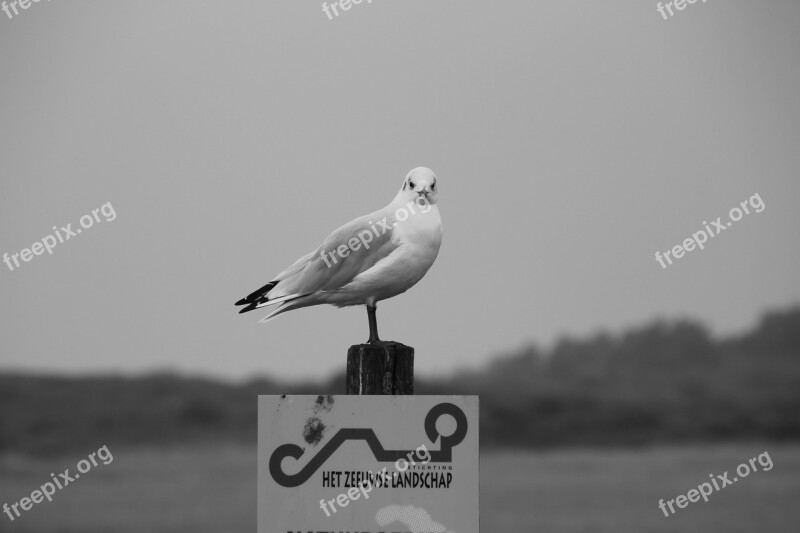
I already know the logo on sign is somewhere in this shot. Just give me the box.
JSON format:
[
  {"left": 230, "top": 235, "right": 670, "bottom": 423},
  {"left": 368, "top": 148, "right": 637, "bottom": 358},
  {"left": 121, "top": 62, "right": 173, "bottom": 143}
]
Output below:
[{"left": 269, "top": 402, "right": 467, "bottom": 488}]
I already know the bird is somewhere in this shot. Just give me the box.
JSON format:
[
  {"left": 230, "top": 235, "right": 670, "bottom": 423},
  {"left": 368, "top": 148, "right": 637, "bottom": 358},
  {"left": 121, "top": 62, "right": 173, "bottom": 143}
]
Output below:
[{"left": 235, "top": 167, "right": 442, "bottom": 344}]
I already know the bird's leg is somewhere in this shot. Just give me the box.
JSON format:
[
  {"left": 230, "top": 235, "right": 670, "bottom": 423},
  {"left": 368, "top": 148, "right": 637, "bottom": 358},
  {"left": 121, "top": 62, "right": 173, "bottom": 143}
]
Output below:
[{"left": 367, "top": 304, "right": 380, "bottom": 344}]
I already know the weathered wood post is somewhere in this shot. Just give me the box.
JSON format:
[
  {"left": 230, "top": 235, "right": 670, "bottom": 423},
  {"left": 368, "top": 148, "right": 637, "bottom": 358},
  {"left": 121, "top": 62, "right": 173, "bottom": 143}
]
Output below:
[{"left": 346, "top": 341, "right": 414, "bottom": 395}]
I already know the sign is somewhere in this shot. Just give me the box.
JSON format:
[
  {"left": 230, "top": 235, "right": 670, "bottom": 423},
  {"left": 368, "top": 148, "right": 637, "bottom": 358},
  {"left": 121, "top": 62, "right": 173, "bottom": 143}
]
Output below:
[{"left": 258, "top": 395, "right": 479, "bottom": 533}]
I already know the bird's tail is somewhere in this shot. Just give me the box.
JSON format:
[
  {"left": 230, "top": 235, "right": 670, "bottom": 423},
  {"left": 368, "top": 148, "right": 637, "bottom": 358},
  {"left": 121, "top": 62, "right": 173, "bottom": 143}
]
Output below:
[
  {"left": 234, "top": 250, "right": 317, "bottom": 314},
  {"left": 257, "top": 301, "right": 291, "bottom": 323},
  {"left": 257, "top": 296, "right": 310, "bottom": 323},
  {"left": 234, "top": 281, "right": 302, "bottom": 313}
]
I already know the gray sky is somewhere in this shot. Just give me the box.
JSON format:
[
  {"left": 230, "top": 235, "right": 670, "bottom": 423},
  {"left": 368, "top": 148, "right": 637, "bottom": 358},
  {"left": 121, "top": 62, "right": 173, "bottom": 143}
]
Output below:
[{"left": 1, "top": 0, "right": 799, "bottom": 381}]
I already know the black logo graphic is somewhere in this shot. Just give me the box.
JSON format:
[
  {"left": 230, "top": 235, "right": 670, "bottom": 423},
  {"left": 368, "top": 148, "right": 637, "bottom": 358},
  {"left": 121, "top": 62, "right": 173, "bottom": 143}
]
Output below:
[{"left": 269, "top": 402, "right": 467, "bottom": 488}]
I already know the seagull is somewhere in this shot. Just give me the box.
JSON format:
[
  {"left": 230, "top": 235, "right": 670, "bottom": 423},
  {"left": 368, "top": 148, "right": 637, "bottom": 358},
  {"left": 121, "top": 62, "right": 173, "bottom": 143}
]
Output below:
[{"left": 235, "top": 167, "right": 442, "bottom": 344}]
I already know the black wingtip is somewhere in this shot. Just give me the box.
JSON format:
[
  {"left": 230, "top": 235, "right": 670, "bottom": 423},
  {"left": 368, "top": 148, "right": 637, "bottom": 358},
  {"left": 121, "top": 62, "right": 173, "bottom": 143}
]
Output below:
[{"left": 235, "top": 280, "right": 279, "bottom": 312}]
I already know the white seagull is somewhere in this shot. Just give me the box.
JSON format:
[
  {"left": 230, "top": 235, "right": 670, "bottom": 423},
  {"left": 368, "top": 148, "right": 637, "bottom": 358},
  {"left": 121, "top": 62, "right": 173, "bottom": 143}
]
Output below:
[{"left": 235, "top": 167, "right": 442, "bottom": 343}]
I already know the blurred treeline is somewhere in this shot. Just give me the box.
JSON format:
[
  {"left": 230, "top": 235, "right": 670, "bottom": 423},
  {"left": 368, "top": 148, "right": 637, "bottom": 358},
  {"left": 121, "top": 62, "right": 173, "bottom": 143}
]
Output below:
[{"left": 1, "top": 306, "right": 798, "bottom": 456}]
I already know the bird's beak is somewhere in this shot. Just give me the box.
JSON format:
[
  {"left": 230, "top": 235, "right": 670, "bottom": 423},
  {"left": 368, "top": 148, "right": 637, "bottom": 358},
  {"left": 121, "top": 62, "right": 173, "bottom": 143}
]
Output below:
[{"left": 418, "top": 188, "right": 430, "bottom": 197}]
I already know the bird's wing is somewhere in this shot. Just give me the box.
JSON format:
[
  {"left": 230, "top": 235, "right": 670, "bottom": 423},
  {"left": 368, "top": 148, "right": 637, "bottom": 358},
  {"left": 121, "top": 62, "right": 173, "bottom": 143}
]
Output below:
[
  {"left": 270, "top": 207, "right": 401, "bottom": 299},
  {"left": 273, "top": 249, "right": 317, "bottom": 280},
  {"left": 236, "top": 205, "right": 406, "bottom": 314}
]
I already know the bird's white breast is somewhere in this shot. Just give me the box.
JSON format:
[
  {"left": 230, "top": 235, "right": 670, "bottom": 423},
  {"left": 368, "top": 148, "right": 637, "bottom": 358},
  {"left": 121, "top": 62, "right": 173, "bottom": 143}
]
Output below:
[
  {"left": 392, "top": 203, "right": 442, "bottom": 249},
  {"left": 336, "top": 203, "right": 442, "bottom": 305}
]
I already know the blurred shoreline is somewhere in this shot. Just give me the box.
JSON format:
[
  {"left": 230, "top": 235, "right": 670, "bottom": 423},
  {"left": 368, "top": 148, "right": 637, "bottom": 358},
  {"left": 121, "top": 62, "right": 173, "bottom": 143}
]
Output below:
[{"left": 1, "top": 305, "right": 798, "bottom": 456}]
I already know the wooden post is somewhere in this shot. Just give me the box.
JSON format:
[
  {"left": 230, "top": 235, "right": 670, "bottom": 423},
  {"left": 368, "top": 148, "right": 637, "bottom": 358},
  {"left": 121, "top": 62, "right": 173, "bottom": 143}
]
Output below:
[{"left": 346, "top": 341, "right": 414, "bottom": 395}]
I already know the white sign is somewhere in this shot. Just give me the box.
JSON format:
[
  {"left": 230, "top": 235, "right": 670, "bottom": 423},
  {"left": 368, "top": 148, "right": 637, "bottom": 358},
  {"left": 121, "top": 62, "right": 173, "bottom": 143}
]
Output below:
[{"left": 258, "top": 395, "right": 479, "bottom": 533}]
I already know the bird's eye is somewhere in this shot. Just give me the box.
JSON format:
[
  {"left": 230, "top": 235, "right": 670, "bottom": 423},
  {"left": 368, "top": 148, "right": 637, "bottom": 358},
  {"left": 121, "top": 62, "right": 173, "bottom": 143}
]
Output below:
[
  {"left": 431, "top": 183, "right": 436, "bottom": 190},
  {"left": 409, "top": 181, "right": 415, "bottom": 189}
]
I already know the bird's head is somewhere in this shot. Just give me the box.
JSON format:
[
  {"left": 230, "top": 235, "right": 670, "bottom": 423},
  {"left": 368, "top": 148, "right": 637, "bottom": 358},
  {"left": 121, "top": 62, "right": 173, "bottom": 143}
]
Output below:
[{"left": 397, "top": 167, "right": 439, "bottom": 207}]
